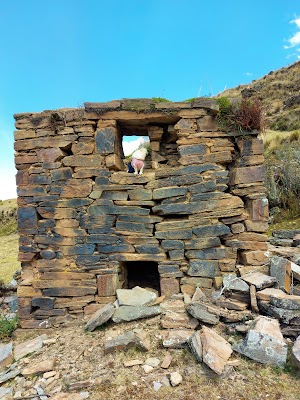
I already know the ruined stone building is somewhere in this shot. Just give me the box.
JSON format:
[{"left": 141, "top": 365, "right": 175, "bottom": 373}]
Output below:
[{"left": 14, "top": 98, "right": 268, "bottom": 328}]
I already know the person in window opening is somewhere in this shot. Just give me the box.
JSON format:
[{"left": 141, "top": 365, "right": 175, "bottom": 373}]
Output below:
[{"left": 127, "top": 147, "right": 148, "bottom": 175}]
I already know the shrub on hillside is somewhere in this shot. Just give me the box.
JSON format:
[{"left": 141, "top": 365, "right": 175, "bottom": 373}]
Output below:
[
  {"left": 217, "top": 97, "right": 264, "bottom": 132},
  {"left": 265, "top": 142, "right": 300, "bottom": 212}
]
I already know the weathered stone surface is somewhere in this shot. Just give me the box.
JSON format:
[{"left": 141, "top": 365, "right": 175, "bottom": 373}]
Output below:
[
  {"left": 116, "top": 286, "right": 157, "bottom": 306},
  {"left": 187, "top": 303, "right": 219, "bottom": 325},
  {"left": 22, "top": 358, "right": 56, "bottom": 376},
  {"left": 242, "top": 272, "right": 277, "bottom": 290},
  {"left": 230, "top": 165, "right": 265, "bottom": 185},
  {"left": 292, "top": 335, "right": 300, "bottom": 369},
  {"left": 181, "top": 276, "right": 213, "bottom": 289},
  {"left": 161, "top": 311, "right": 199, "bottom": 330},
  {"left": 18, "top": 207, "right": 38, "bottom": 229},
  {"left": 60, "top": 179, "right": 93, "bottom": 198},
  {"left": 14, "top": 334, "right": 48, "bottom": 360},
  {"left": 62, "top": 154, "right": 103, "bottom": 167},
  {"left": 256, "top": 288, "right": 287, "bottom": 301},
  {"left": 201, "top": 326, "right": 232, "bottom": 375},
  {"left": 233, "top": 316, "right": 287, "bottom": 367},
  {"left": 240, "top": 250, "right": 269, "bottom": 266},
  {"left": 85, "top": 303, "right": 115, "bottom": 332},
  {"left": 270, "top": 256, "right": 292, "bottom": 293},
  {"left": 112, "top": 305, "right": 162, "bottom": 323},
  {"left": 160, "top": 277, "right": 180, "bottom": 297},
  {"left": 192, "top": 223, "right": 230, "bottom": 237},
  {"left": 161, "top": 353, "right": 173, "bottom": 369},
  {"left": 0, "top": 343, "right": 13, "bottom": 372},
  {"left": 97, "top": 274, "right": 118, "bottom": 296},
  {"left": 187, "top": 331, "right": 202, "bottom": 362},
  {"left": 223, "top": 274, "right": 250, "bottom": 293},
  {"left": 269, "top": 294, "right": 300, "bottom": 310},
  {"left": 187, "top": 260, "right": 219, "bottom": 278},
  {"left": 153, "top": 186, "right": 187, "bottom": 200},
  {"left": 170, "top": 371, "right": 183, "bottom": 386},
  {"left": 161, "top": 330, "right": 193, "bottom": 348},
  {"left": 104, "top": 331, "right": 149, "bottom": 354}
]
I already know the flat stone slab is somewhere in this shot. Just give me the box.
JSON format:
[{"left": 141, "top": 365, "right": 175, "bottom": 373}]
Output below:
[
  {"left": 269, "top": 294, "right": 300, "bottom": 310},
  {"left": 223, "top": 274, "right": 250, "bottom": 293},
  {"left": 161, "top": 311, "right": 199, "bottom": 330},
  {"left": 161, "top": 330, "right": 194, "bottom": 348},
  {"left": 241, "top": 272, "right": 277, "bottom": 290},
  {"left": 112, "top": 305, "right": 161, "bottom": 323},
  {"left": 187, "top": 303, "right": 219, "bottom": 325},
  {"left": 0, "top": 342, "right": 13, "bottom": 372},
  {"left": 292, "top": 335, "right": 300, "bottom": 369},
  {"left": 104, "top": 331, "right": 149, "bottom": 354},
  {"left": 0, "top": 387, "right": 13, "bottom": 399},
  {"left": 187, "top": 331, "right": 202, "bottom": 362},
  {"left": 14, "top": 334, "right": 48, "bottom": 360},
  {"left": 256, "top": 288, "right": 287, "bottom": 301},
  {"left": 116, "top": 286, "right": 157, "bottom": 306},
  {"left": 85, "top": 303, "right": 115, "bottom": 331},
  {"left": 201, "top": 326, "right": 232, "bottom": 375},
  {"left": 22, "top": 358, "right": 56, "bottom": 376},
  {"left": 233, "top": 316, "right": 287, "bottom": 367}
]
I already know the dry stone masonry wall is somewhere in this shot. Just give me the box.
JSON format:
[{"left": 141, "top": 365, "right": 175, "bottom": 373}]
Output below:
[{"left": 14, "top": 98, "right": 268, "bottom": 328}]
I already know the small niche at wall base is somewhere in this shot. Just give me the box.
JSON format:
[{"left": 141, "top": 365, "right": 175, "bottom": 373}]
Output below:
[{"left": 120, "top": 261, "right": 161, "bottom": 293}]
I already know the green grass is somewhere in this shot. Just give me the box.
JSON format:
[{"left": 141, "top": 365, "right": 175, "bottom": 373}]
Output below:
[
  {"left": 0, "top": 198, "right": 18, "bottom": 236},
  {"left": 0, "top": 315, "right": 19, "bottom": 340},
  {"left": 0, "top": 233, "right": 20, "bottom": 284}
]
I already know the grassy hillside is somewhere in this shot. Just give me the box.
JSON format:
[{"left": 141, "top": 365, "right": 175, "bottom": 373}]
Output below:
[
  {"left": 217, "top": 61, "right": 300, "bottom": 131},
  {"left": 0, "top": 199, "right": 20, "bottom": 284}
]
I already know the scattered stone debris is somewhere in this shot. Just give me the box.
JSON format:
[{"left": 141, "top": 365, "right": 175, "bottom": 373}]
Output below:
[
  {"left": 233, "top": 316, "right": 288, "bottom": 367},
  {"left": 85, "top": 303, "right": 115, "bottom": 332},
  {"left": 169, "top": 371, "right": 183, "bottom": 386}
]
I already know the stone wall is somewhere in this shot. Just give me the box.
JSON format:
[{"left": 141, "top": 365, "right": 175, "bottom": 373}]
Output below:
[{"left": 14, "top": 98, "right": 269, "bottom": 328}]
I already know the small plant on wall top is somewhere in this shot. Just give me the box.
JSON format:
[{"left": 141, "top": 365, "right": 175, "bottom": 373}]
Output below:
[{"left": 216, "top": 97, "right": 264, "bottom": 132}]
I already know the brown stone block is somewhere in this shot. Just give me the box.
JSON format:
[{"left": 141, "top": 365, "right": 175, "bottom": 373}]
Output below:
[
  {"left": 35, "top": 259, "right": 69, "bottom": 271},
  {"left": 198, "top": 115, "right": 218, "bottom": 131},
  {"left": 19, "top": 319, "right": 52, "bottom": 329},
  {"left": 60, "top": 179, "right": 93, "bottom": 198},
  {"left": 97, "top": 274, "right": 118, "bottom": 296},
  {"left": 232, "top": 185, "right": 267, "bottom": 197},
  {"left": 231, "top": 223, "right": 245, "bottom": 234},
  {"left": 62, "top": 154, "right": 104, "bottom": 167},
  {"left": 53, "top": 227, "right": 86, "bottom": 237},
  {"left": 16, "top": 170, "right": 30, "bottom": 185},
  {"left": 236, "top": 232, "right": 268, "bottom": 242},
  {"left": 36, "top": 207, "right": 77, "bottom": 219},
  {"left": 18, "top": 253, "right": 36, "bottom": 262},
  {"left": 43, "top": 287, "right": 96, "bottom": 297},
  {"left": 14, "top": 135, "right": 78, "bottom": 151},
  {"left": 17, "top": 286, "right": 42, "bottom": 297},
  {"left": 15, "top": 153, "right": 38, "bottom": 165},
  {"left": 150, "top": 141, "right": 160, "bottom": 152},
  {"left": 72, "top": 141, "right": 94, "bottom": 155},
  {"left": 36, "top": 148, "right": 66, "bottom": 163},
  {"left": 237, "top": 138, "right": 264, "bottom": 156},
  {"left": 246, "top": 198, "right": 269, "bottom": 221},
  {"left": 160, "top": 277, "right": 180, "bottom": 297},
  {"left": 56, "top": 219, "right": 79, "bottom": 228},
  {"left": 33, "top": 279, "right": 95, "bottom": 289},
  {"left": 238, "top": 155, "right": 265, "bottom": 167},
  {"left": 230, "top": 165, "right": 265, "bottom": 185},
  {"left": 73, "top": 167, "right": 104, "bottom": 178},
  {"left": 244, "top": 220, "right": 268, "bottom": 232},
  {"left": 94, "top": 296, "right": 117, "bottom": 303},
  {"left": 42, "top": 272, "right": 95, "bottom": 280},
  {"left": 85, "top": 101, "right": 121, "bottom": 110},
  {"left": 239, "top": 251, "right": 269, "bottom": 266},
  {"left": 105, "top": 154, "right": 124, "bottom": 171},
  {"left": 177, "top": 109, "right": 207, "bottom": 118},
  {"left": 225, "top": 240, "right": 268, "bottom": 251},
  {"left": 14, "top": 129, "right": 36, "bottom": 140},
  {"left": 181, "top": 276, "right": 213, "bottom": 289}
]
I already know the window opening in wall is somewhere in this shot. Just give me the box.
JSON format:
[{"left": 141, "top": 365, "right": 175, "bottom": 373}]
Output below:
[{"left": 120, "top": 261, "right": 161, "bottom": 293}]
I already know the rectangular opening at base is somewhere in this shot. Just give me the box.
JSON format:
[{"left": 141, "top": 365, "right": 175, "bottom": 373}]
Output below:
[{"left": 120, "top": 261, "right": 161, "bottom": 294}]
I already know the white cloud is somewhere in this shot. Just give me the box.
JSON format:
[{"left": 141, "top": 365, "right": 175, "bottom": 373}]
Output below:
[
  {"left": 244, "top": 72, "right": 253, "bottom": 77},
  {"left": 285, "top": 17, "right": 300, "bottom": 49},
  {"left": 122, "top": 137, "right": 149, "bottom": 157}
]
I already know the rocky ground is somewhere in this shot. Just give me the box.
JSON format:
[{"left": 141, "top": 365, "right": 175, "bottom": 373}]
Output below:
[{"left": 1, "top": 231, "right": 300, "bottom": 400}]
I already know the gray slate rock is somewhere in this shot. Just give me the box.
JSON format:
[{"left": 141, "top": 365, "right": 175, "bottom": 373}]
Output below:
[
  {"left": 0, "top": 387, "right": 13, "bottom": 399},
  {"left": 187, "top": 331, "right": 202, "bottom": 362},
  {"left": 233, "top": 316, "right": 287, "bottom": 367},
  {"left": 292, "top": 335, "right": 300, "bottom": 369},
  {"left": 104, "top": 331, "right": 149, "bottom": 354},
  {"left": 85, "top": 303, "right": 115, "bottom": 332},
  {"left": 14, "top": 334, "right": 48, "bottom": 361},
  {"left": 112, "top": 305, "right": 162, "bottom": 323},
  {"left": 187, "top": 303, "right": 219, "bottom": 325},
  {"left": 223, "top": 274, "right": 250, "bottom": 293},
  {"left": 116, "top": 286, "right": 157, "bottom": 306},
  {"left": 241, "top": 272, "right": 277, "bottom": 290},
  {"left": 0, "top": 342, "right": 13, "bottom": 372}
]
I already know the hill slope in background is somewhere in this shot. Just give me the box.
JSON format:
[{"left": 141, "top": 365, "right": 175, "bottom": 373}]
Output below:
[{"left": 217, "top": 61, "right": 300, "bottom": 131}]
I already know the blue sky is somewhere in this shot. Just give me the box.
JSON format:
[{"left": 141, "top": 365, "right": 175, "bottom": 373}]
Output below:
[{"left": 1, "top": 0, "right": 299, "bottom": 199}]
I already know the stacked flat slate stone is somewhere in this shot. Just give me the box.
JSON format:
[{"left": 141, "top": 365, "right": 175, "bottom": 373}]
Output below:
[{"left": 14, "top": 98, "right": 268, "bottom": 328}]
